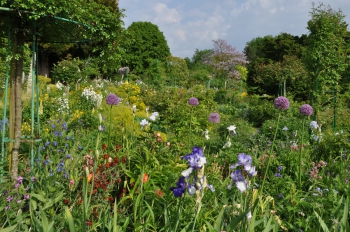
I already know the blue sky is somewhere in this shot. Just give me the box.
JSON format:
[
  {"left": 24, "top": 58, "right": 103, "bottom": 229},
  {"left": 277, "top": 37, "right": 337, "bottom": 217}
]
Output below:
[{"left": 119, "top": 0, "right": 350, "bottom": 59}]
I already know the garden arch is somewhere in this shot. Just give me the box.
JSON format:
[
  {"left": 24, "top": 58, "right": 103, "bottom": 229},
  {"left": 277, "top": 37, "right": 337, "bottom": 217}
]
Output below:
[{"left": 0, "top": 7, "right": 93, "bottom": 181}]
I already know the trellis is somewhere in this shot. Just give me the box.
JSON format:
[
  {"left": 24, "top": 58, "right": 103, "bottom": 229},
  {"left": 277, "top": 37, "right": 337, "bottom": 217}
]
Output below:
[{"left": 0, "top": 7, "right": 92, "bottom": 181}]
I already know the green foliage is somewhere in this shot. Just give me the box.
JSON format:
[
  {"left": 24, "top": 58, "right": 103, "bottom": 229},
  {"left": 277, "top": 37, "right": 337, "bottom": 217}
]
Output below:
[
  {"left": 245, "top": 33, "right": 307, "bottom": 96},
  {"left": 311, "top": 130, "right": 350, "bottom": 161},
  {"left": 124, "top": 22, "right": 171, "bottom": 74},
  {"left": 165, "top": 56, "right": 190, "bottom": 88},
  {"left": 51, "top": 56, "right": 100, "bottom": 85},
  {"left": 304, "top": 3, "right": 350, "bottom": 114}
]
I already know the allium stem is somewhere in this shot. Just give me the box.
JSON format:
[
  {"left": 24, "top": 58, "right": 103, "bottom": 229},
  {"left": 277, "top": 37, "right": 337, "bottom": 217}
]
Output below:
[
  {"left": 299, "top": 117, "right": 305, "bottom": 188},
  {"left": 107, "top": 105, "right": 112, "bottom": 151},
  {"left": 260, "top": 112, "right": 281, "bottom": 195},
  {"left": 188, "top": 107, "right": 193, "bottom": 147}
]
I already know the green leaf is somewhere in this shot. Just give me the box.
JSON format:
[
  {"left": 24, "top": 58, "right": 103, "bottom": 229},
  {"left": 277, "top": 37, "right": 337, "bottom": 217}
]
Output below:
[
  {"left": 65, "top": 207, "right": 76, "bottom": 232},
  {"left": 340, "top": 197, "right": 349, "bottom": 229},
  {"left": 262, "top": 215, "right": 274, "bottom": 232},
  {"left": 31, "top": 193, "right": 47, "bottom": 203},
  {"left": 314, "top": 211, "right": 330, "bottom": 232},
  {"left": 213, "top": 206, "right": 225, "bottom": 231},
  {"left": 0, "top": 224, "right": 18, "bottom": 232}
]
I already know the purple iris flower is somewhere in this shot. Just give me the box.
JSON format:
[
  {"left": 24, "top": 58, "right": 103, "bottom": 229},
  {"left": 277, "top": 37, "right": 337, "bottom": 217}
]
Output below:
[
  {"left": 181, "top": 146, "right": 206, "bottom": 170},
  {"left": 170, "top": 177, "right": 186, "bottom": 197}
]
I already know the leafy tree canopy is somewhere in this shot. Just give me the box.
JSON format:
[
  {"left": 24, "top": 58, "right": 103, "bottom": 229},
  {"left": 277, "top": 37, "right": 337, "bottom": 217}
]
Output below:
[
  {"left": 123, "top": 21, "right": 171, "bottom": 75},
  {"left": 0, "top": 0, "right": 129, "bottom": 75}
]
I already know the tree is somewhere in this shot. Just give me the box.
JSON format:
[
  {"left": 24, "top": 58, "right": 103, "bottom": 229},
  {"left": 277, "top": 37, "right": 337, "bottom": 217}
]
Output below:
[
  {"left": 123, "top": 22, "right": 171, "bottom": 75},
  {"left": 304, "top": 3, "right": 349, "bottom": 118},
  {"left": 254, "top": 55, "right": 309, "bottom": 99},
  {"left": 0, "top": 0, "right": 126, "bottom": 180},
  {"left": 203, "top": 39, "right": 248, "bottom": 88},
  {"left": 244, "top": 33, "right": 307, "bottom": 95},
  {"left": 165, "top": 56, "right": 189, "bottom": 87}
]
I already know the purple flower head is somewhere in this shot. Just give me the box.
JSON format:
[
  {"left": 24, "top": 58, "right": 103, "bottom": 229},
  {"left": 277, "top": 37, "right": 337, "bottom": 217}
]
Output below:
[
  {"left": 208, "top": 112, "right": 220, "bottom": 123},
  {"left": 188, "top": 97, "right": 199, "bottom": 106},
  {"left": 300, "top": 104, "right": 313, "bottom": 116},
  {"left": 230, "top": 170, "right": 245, "bottom": 182},
  {"left": 17, "top": 176, "right": 23, "bottom": 184},
  {"left": 274, "top": 96, "right": 290, "bottom": 110},
  {"left": 170, "top": 177, "right": 186, "bottom": 197},
  {"left": 106, "top": 93, "right": 120, "bottom": 106},
  {"left": 235, "top": 181, "right": 248, "bottom": 193},
  {"left": 230, "top": 153, "right": 252, "bottom": 169},
  {"left": 181, "top": 146, "right": 206, "bottom": 169}
]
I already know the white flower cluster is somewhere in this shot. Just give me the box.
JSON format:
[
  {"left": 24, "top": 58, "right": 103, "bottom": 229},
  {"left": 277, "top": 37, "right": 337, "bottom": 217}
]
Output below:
[
  {"left": 81, "top": 85, "right": 103, "bottom": 108},
  {"left": 149, "top": 112, "right": 159, "bottom": 121},
  {"left": 56, "top": 97, "right": 69, "bottom": 113},
  {"left": 56, "top": 81, "right": 64, "bottom": 90}
]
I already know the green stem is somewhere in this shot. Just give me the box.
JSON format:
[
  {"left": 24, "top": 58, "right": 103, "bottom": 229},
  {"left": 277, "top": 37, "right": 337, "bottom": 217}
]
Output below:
[
  {"left": 189, "top": 107, "right": 193, "bottom": 147},
  {"left": 107, "top": 105, "right": 112, "bottom": 152},
  {"left": 260, "top": 112, "right": 281, "bottom": 195},
  {"left": 174, "top": 196, "right": 184, "bottom": 232},
  {"left": 191, "top": 201, "right": 202, "bottom": 232},
  {"left": 299, "top": 118, "right": 305, "bottom": 188}
]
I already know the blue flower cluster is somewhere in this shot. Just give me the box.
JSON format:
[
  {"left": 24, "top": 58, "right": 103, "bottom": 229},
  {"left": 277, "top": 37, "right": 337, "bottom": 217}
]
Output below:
[
  {"left": 228, "top": 153, "right": 257, "bottom": 193},
  {"left": 0, "top": 118, "right": 9, "bottom": 131},
  {"left": 274, "top": 166, "right": 283, "bottom": 177},
  {"left": 170, "top": 147, "right": 214, "bottom": 197}
]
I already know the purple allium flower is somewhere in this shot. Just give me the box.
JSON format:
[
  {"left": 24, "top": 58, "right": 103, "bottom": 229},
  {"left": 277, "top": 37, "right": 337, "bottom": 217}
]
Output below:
[
  {"left": 5, "top": 205, "right": 10, "bottom": 210},
  {"left": 208, "top": 112, "right": 220, "bottom": 123},
  {"left": 170, "top": 177, "right": 186, "bottom": 197},
  {"left": 24, "top": 194, "right": 30, "bottom": 200},
  {"left": 7, "top": 196, "right": 13, "bottom": 202},
  {"left": 274, "top": 96, "right": 290, "bottom": 110},
  {"left": 300, "top": 104, "right": 313, "bottom": 116},
  {"left": 106, "top": 93, "right": 120, "bottom": 106},
  {"left": 188, "top": 97, "right": 199, "bottom": 106}
]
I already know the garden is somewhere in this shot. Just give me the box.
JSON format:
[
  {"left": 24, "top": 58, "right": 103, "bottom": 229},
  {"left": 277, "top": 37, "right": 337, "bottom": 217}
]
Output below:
[
  {"left": 1, "top": 1, "right": 350, "bottom": 232},
  {"left": 0, "top": 76, "right": 349, "bottom": 231}
]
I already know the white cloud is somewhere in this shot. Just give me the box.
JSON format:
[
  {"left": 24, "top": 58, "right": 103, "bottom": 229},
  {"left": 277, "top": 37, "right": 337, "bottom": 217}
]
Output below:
[
  {"left": 153, "top": 3, "right": 181, "bottom": 24},
  {"left": 119, "top": 0, "right": 350, "bottom": 58},
  {"left": 270, "top": 8, "right": 277, "bottom": 14}
]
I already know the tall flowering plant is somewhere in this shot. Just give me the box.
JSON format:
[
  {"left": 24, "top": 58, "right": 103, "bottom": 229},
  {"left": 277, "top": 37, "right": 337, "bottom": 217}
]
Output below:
[
  {"left": 106, "top": 93, "right": 120, "bottom": 151},
  {"left": 170, "top": 146, "right": 214, "bottom": 231},
  {"left": 298, "top": 104, "right": 313, "bottom": 188}
]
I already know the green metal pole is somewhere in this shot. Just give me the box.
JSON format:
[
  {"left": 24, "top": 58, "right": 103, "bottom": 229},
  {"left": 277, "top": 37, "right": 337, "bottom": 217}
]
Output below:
[
  {"left": 332, "top": 88, "right": 336, "bottom": 131},
  {"left": 30, "top": 32, "right": 36, "bottom": 183},
  {"left": 1, "top": 27, "right": 11, "bottom": 182}
]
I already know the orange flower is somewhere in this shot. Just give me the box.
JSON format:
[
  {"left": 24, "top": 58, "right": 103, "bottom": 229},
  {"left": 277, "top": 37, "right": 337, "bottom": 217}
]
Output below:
[
  {"left": 87, "top": 173, "right": 93, "bottom": 183},
  {"left": 142, "top": 173, "right": 149, "bottom": 183},
  {"left": 155, "top": 189, "right": 164, "bottom": 198}
]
